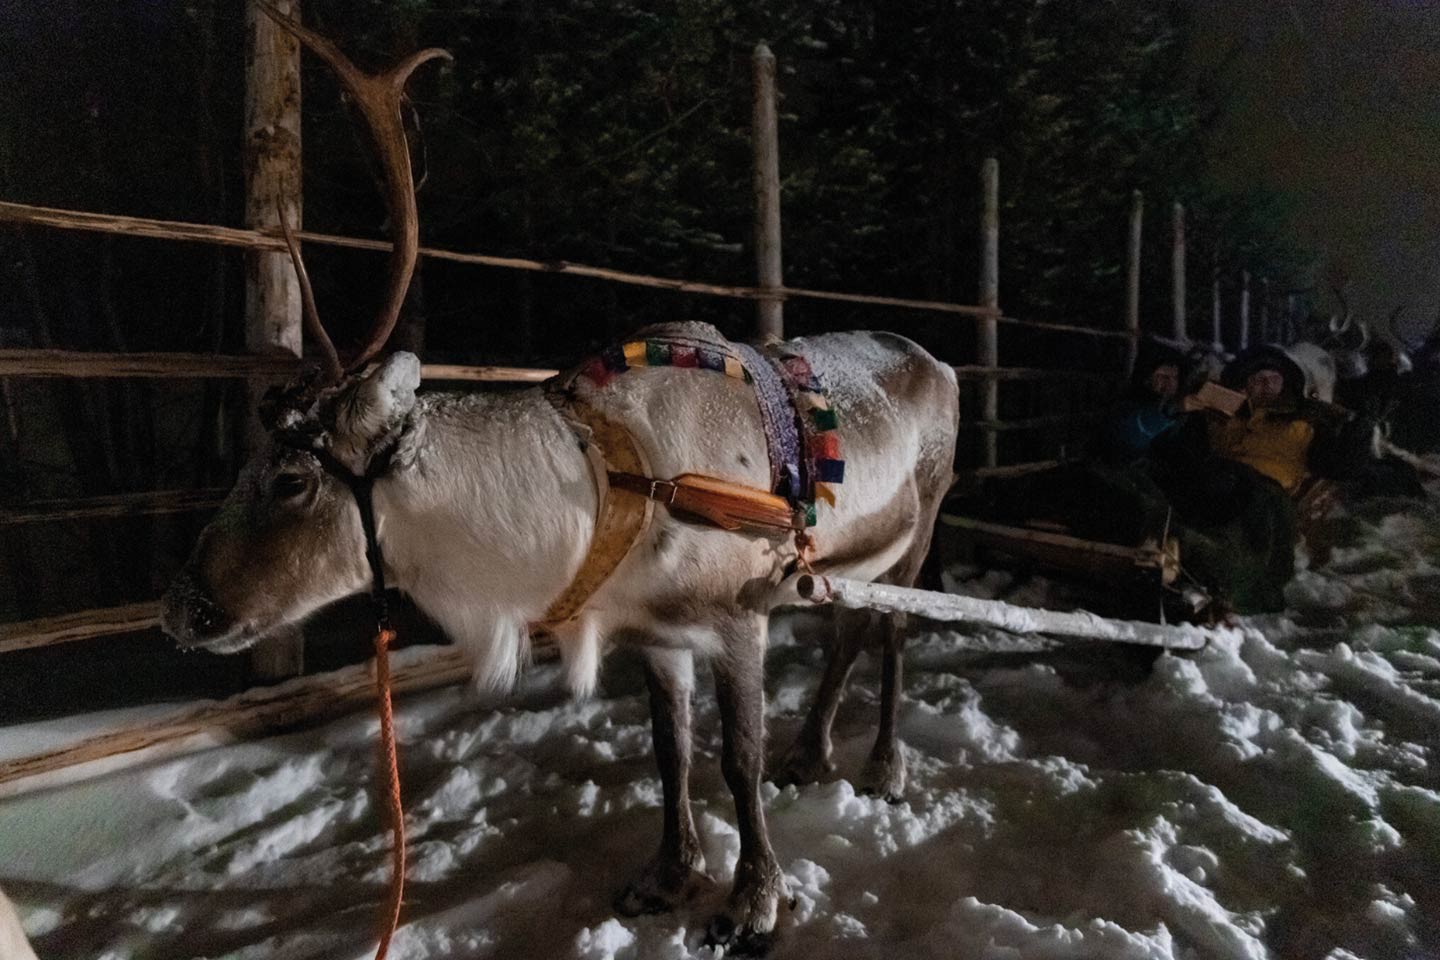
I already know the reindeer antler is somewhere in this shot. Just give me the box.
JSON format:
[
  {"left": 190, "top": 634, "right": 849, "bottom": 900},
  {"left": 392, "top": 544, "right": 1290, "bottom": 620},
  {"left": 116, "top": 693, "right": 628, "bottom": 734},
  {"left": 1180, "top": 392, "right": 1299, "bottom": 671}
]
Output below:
[
  {"left": 276, "top": 196, "right": 343, "bottom": 384},
  {"left": 1381, "top": 305, "right": 1406, "bottom": 344},
  {"left": 1350, "top": 318, "right": 1370, "bottom": 351},
  {"left": 257, "top": 1, "right": 451, "bottom": 375},
  {"left": 1327, "top": 279, "right": 1353, "bottom": 336}
]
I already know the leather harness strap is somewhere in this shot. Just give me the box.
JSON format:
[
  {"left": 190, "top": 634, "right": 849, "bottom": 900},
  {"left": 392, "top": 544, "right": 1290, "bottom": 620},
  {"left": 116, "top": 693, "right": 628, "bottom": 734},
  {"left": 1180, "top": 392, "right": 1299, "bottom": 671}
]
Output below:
[
  {"left": 537, "top": 402, "right": 655, "bottom": 627},
  {"left": 537, "top": 397, "right": 804, "bottom": 630},
  {"left": 608, "top": 471, "right": 803, "bottom": 533}
]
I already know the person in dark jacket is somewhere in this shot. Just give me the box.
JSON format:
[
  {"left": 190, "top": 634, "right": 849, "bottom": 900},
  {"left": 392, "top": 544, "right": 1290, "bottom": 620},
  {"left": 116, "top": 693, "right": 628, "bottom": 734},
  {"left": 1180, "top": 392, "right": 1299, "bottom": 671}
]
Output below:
[
  {"left": 1094, "top": 347, "right": 1186, "bottom": 464},
  {"left": 1002, "top": 349, "right": 1189, "bottom": 561}
]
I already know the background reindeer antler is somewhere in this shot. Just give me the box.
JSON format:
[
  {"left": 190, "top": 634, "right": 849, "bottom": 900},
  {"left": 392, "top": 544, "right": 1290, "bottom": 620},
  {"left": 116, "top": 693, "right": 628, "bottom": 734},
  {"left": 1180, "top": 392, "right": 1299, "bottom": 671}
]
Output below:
[{"left": 1326, "top": 277, "right": 1354, "bottom": 337}]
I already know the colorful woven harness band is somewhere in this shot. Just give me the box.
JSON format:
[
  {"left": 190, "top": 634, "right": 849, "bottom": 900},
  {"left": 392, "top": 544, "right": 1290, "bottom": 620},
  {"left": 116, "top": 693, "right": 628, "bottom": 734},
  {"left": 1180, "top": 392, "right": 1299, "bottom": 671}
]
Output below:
[
  {"left": 732, "top": 342, "right": 802, "bottom": 499},
  {"left": 577, "top": 337, "right": 752, "bottom": 389},
  {"left": 765, "top": 346, "right": 845, "bottom": 526},
  {"left": 574, "top": 332, "right": 844, "bottom": 528}
]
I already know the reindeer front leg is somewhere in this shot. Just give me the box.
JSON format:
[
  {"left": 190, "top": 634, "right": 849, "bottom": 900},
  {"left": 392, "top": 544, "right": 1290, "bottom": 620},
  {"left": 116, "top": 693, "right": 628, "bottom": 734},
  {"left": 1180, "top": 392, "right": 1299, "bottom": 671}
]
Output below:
[
  {"left": 616, "top": 647, "right": 712, "bottom": 915},
  {"left": 707, "top": 615, "right": 786, "bottom": 954}
]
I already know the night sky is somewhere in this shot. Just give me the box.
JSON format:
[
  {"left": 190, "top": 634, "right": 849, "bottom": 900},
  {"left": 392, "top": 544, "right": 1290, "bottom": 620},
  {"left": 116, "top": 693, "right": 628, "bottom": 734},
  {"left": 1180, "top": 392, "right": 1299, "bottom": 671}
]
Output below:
[{"left": 1188, "top": 0, "right": 1440, "bottom": 343}]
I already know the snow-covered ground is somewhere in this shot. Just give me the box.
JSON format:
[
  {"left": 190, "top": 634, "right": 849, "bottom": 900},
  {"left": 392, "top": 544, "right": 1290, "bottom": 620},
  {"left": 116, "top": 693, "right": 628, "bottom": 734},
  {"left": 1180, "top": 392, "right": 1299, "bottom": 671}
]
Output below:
[{"left": 1, "top": 496, "right": 1438, "bottom": 960}]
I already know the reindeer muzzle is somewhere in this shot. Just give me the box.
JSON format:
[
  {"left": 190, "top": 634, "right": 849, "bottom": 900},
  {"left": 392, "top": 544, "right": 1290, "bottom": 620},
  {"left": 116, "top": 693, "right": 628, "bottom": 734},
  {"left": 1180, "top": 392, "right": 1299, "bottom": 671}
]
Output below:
[{"left": 161, "top": 569, "right": 242, "bottom": 651}]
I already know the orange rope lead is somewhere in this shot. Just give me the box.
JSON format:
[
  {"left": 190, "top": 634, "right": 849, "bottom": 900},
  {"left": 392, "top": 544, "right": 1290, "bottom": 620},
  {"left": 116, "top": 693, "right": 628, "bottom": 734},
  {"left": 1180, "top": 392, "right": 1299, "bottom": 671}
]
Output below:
[{"left": 372, "top": 627, "right": 406, "bottom": 960}]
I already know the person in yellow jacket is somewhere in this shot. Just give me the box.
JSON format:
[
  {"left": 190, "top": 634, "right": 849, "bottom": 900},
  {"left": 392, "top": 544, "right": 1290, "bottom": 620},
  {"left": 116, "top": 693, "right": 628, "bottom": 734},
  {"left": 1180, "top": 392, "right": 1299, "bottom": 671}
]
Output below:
[
  {"left": 1209, "top": 358, "right": 1325, "bottom": 495},
  {"left": 1150, "top": 345, "right": 1374, "bottom": 612},
  {"left": 1212, "top": 346, "right": 1373, "bottom": 485}
]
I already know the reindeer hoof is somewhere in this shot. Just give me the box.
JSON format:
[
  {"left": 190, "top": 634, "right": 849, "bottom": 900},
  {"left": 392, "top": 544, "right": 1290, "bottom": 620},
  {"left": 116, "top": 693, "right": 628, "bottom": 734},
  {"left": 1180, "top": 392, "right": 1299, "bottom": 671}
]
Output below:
[
  {"left": 772, "top": 744, "right": 835, "bottom": 787},
  {"left": 614, "top": 857, "right": 712, "bottom": 917},
  {"left": 860, "top": 747, "right": 908, "bottom": 803},
  {"left": 703, "top": 857, "right": 785, "bottom": 955},
  {"left": 703, "top": 914, "right": 776, "bottom": 957}
]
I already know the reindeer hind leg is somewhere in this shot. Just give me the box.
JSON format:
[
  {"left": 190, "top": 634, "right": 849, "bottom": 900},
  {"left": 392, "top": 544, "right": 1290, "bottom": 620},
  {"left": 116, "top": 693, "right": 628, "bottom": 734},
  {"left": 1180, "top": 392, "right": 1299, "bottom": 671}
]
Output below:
[
  {"left": 858, "top": 514, "right": 941, "bottom": 802},
  {"left": 859, "top": 612, "right": 909, "bottom": 801},
  {"left": 773, "top": 605, "right": 870, "bottom": 787}
]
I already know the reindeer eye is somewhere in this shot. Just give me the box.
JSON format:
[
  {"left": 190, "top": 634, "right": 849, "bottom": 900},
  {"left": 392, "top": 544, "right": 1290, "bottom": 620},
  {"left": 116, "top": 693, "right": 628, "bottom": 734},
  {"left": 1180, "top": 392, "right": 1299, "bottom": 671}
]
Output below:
[{"left": 272, "top": 473, "right": 311, "bottom": 501}]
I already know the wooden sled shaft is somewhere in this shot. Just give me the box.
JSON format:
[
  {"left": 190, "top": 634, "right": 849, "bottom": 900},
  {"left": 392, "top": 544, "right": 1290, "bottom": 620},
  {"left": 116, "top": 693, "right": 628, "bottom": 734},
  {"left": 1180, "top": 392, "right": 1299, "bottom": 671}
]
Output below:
[{"left": 794, "top": 575, "right": 1218, "bottom": 650}]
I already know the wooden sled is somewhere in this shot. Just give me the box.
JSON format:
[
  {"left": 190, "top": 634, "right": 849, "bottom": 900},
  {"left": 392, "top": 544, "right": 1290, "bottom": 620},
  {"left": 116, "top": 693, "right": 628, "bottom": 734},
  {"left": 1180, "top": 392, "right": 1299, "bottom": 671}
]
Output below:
[{"left": 938, "top": 513, "right": 1213, "bottom": 623}]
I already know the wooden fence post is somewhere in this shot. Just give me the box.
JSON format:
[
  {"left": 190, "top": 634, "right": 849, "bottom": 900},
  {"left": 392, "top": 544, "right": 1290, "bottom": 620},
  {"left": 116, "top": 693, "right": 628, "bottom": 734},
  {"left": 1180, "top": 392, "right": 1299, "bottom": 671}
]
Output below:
[
  {"left": 1238, "top": 269, "right": 1251, "bottom": 352},
  {"left": 1171, "top": 202, "right": 1186, "bottom": 342},
  {"left": 752, "top": 42, "right": 783, "bottom": 340},
  {"left": 1211, "top": 253, "right": 1222, "bottom": 349},
  {"left": 979, "top": 158, "right": 1000, "bottom": 468},
  {"left": 1125, "top": 190, "right": 1143, "bottom": 376},
  {"left": 1259, "top": 277, "right": 1271, "bottom": 344},
  {"left": 244, "top": 0, "right": 304, "bottom": 681}
]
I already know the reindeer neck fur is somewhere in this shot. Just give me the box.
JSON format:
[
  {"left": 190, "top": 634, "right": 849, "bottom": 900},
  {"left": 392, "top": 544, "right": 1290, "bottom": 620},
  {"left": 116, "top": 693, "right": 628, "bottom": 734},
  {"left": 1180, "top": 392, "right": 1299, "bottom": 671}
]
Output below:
[{"left": 372, "top": 387, "right": 597, "bottom": 692}]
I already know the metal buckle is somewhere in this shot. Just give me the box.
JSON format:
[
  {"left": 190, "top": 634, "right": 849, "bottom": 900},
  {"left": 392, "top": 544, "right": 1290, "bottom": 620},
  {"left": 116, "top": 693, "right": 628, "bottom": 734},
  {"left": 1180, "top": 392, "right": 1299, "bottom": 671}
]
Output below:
[{"left": 648, "top": 479, "right": 678, "bottom": 504}]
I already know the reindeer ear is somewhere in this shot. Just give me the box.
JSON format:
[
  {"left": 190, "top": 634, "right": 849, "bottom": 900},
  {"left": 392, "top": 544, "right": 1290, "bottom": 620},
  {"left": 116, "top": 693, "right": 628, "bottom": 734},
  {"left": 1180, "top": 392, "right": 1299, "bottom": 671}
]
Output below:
[{"left": 333, "top": 351, "right": 421, "bottom": 446}]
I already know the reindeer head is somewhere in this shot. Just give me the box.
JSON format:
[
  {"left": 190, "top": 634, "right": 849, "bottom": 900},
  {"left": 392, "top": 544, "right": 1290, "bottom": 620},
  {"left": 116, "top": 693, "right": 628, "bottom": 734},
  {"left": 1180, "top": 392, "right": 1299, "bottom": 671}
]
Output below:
[
  {"left": 163, "top": 354, "right": 422, "bottom": 651},
  {"left": 162, "top": 6, "right": 447, "bottom": 653}
]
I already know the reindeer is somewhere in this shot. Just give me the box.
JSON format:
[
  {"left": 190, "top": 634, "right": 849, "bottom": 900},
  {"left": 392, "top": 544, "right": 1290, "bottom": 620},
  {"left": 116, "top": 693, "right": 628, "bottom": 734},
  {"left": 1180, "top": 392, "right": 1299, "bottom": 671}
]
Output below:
[
  {"left": 1272, "top": 280, "right": 1364, "bottom": 405},
  {"left": 160, "top": 9, "right": 959, "bottom": 952},
  {"left": 0, "top": 887, "right": 38, "bottom": 960},
  {"left": 1307, "top": 284, "right": 1420, "bottom": 428}
]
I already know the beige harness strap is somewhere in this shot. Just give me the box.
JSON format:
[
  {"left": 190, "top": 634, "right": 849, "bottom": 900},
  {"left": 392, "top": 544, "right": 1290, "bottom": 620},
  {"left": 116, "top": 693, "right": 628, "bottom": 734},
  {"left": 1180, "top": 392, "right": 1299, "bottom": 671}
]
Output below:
[
  {"left": 538, "top": 403, "right": 654, "bottom": 628},
  {"left": 539, "top": 388, "right": 805, "bottom": 629}
]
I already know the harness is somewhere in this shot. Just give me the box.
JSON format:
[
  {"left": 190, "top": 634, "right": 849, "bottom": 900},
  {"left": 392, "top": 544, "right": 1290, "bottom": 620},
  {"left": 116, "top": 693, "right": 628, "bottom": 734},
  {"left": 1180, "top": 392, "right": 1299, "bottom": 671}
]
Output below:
[
  {"left": 309, "top": 444, "right": 398, "bottom": 628},
  {"left": 281, "top": 436, "right": 407, "bottom": 960},
  {"left": 535, "top": 395, "right": 805, "bottom": 628},
  {"left": 535, "top": 329, "right": 844, "bottom": 629}
]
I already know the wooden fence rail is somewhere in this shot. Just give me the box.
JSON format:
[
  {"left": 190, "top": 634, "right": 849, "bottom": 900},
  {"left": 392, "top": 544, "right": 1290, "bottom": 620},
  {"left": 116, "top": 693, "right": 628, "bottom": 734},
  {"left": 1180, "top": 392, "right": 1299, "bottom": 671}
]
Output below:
[
  {"left": 0, "top": 200, "right": 1178, "bottom": 342},
  {"left": 0, "top": 488, "right": 228, "bottom": 526},
  {"left": 0, "top": 602, "right": 161, "bottom": 656},
  {"left": 951, "top": 365, "right": 1114, "bottom": 382},
  {"left": 968, "top": 459, "right": 1063, "bottom": 480},
  {"left": 962, "top": 411, "right": 1103, "bottom": 432},
  {"left": 2, "top": 349, "right": 1128, "bottom": 385},
  {"left": 0, "top": 348, "right": 556, "bottom": 382},
  {"left": 0, "top": 200, "right": 998, "bottom": 321},
  {"left": 0, "top": 646, "right": 473, "bottom": 796}
]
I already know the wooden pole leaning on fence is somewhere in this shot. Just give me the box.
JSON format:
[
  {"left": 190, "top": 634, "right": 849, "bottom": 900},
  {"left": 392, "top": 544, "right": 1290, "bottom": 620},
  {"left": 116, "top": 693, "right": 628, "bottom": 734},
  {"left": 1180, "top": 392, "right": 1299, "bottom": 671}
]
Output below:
[
  {"left": 1125, "top": 190, "right": 1144, "bottom": 376},
  {"left": 1171, "top": 201, "right": 1186, "bottom": 342},
  {"left": 245, "top": 0, "right": 305, "bottom": 681},
  {"left": 752, "top": 42, "right": 784, "bottom": 340},
  {"left": 979, "top": 158, "right": 1000, "bottom": 468}
]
